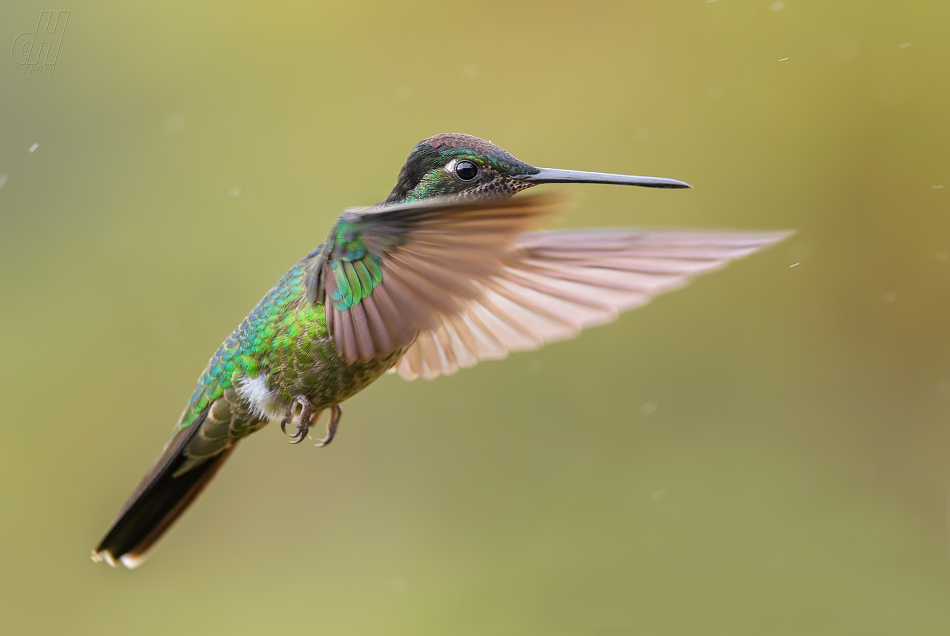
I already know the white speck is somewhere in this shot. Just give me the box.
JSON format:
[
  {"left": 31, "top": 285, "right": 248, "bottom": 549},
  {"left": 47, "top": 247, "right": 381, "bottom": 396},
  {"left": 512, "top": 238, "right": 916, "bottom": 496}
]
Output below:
[
  {"left": 528, "top": 360, "right": 544, "bottom": 373},
  {"left": 163, "top": 113, "right": 186, "bottom": 134},
  {"left": 936, "top": 253, "right": 947, "bottom": 261},
  {"left": 652, "top": 490, "right": 666, "bottom": 500},
  {"left": 899, "top": 42, "right": 911, "bottom": 49},
  {"left": 641, "top": 401, "right": 658, "bottom": 416},
  {"left": 28, "top": 143, "right": 39, "bottom": 153},
  {"left": 463, "top": 64, "right": 477, "bottom": 80},
  {"left": 229, "top": 187, "right": 242, "bottom": 197},
  {"left": 396, "top": 85, "right": 412, "bottom": 101},
  {"left": 391, "top": 577, "right": 408, "bottom": 592},
  {"left": 771, "top": 1, "right": 785, "bottom": 11},
  {"left": 933, "top": 185, "right": 944, "bottom": 189},
  {"left": 883, "top": 292, "right": 898, "bottom": 304},
  {"left": 707, "top": 87, "right": 723, "bottom": 100},
  {"left": 635, "top": 127, "right": 651, "bottom": 140},
  {"left": 0, "top": 174, "right": 7, "bottom": 190},
  {"left": 706, "top": 0, "right": 717, "bottom": 3},
  {"left": 779, "top": 57, "right": 789, "bottom": 62},
  {"left": 790, "top": 262, "right": 800, "bottom": 268}
]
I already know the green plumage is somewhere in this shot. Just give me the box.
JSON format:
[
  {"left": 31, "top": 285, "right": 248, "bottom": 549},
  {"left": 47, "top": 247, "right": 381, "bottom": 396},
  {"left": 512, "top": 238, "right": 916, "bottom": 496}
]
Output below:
[
  {"left": 179, "top": 258, "right": 325, "bottom": 431},
  {"left": 177, "top": 248, "right": 399, "bottom": 457},
  {"left": 327, "top": 221, "right": 385, "bottom": 311}
]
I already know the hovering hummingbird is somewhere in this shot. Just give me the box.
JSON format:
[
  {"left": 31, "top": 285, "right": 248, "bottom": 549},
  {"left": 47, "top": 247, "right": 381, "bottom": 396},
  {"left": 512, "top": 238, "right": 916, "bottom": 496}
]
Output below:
[{"left": 93, "top": 133, "right": 791, "bottom": 568}]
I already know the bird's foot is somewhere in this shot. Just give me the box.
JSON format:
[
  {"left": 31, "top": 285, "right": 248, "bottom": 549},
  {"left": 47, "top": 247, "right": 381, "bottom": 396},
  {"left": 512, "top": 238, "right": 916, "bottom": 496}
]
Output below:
[
  {"left": 314, "top": 404, "right": 342, "bottom": 447},
  {"left": 281, "top": 395, "right": 315, "bottom": 444}
]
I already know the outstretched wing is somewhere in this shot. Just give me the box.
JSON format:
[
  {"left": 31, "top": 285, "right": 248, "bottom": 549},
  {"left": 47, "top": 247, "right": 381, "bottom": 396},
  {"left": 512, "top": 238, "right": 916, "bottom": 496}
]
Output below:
[
  {"left": 313, "top": 193, "right": 792, "bottom": 378},
  {"left": 391, "top": 229, "right": 792, "bottom": 379},
  {"left": 311, "top": 193, "right": 556, "bottom": 365}
]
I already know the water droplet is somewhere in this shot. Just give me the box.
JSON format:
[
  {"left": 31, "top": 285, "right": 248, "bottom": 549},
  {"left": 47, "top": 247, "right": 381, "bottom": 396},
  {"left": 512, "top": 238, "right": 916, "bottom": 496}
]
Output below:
[
  {"left": 28, "top": 143, "right": 38, "bottom": 153},
  {"left": 391, "top": 576, "right": 407, "bottom": 592},
  {"left": 641, "top": 401, "right": 658, "bottom": 416},
  {"left": 652, "top": 490, "right": 665, "bottom": 500},
  {"left": 0, "top": 174, "right": 7, "bottom": 189},
  {"left": 882, "top": 292, "right": 898, "bottom": 304},
  {"left": 229, "top": 187, "right": 242, "bottom": 197},
  {"left": 771, "top": 1, "right": 785, "bottom": 11},
  {"left": 899, "top": 42, "right": 911, "bottom": 49}
]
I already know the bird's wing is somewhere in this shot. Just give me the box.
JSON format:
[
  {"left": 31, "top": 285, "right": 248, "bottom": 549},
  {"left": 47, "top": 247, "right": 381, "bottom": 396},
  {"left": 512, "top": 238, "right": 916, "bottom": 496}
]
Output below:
[
  {"left": 312, "top": 193, "right": 555, "bottom": 364},
  {"left": 314, "top": 192, "right": 792, "bottom": 378},
  {"left": 390, "top": 229, "right": 793, "bottom": 379}
]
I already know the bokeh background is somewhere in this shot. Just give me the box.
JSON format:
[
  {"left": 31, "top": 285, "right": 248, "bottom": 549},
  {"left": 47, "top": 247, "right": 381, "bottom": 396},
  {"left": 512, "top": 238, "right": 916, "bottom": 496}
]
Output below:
[{"left": 2, "top": 1, "right": 950, "bottom": 634}]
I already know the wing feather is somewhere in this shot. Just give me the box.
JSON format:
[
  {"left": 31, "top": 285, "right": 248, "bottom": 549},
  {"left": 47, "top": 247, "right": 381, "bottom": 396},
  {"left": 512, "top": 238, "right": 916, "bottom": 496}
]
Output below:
[
  {"left": 360, "top": 292, "right": 392, "bottom": 354},
  {"left": 350, "top": 302, "right": 375, "bottom": 362},
  {"left": 391, "top": 228, "right": 793, "bottom": 379},
  {"left": 323, "top": 194, "right": 553, "bottom": 363},
  {"left": 319, "top": 193, "right": 791, "bottom": 374}
]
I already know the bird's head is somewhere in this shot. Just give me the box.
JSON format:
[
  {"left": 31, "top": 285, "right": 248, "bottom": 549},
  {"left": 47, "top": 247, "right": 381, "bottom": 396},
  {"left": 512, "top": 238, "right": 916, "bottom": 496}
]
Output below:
[{"left": 384, "top": 133, "right": 690, "bottom": 204}]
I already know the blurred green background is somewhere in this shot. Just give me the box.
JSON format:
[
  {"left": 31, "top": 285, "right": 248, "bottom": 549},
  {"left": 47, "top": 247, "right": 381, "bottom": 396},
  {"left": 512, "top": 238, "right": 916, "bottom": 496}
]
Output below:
[{"left": 2, "top": 0, "right": 950, "bottom": 634}]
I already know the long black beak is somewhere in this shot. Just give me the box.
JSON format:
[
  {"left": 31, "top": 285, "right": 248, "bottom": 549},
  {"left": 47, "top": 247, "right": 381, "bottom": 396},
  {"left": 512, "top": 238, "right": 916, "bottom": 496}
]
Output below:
[{"left": 516, "top": 167, "right": 691, "bottom": 189}]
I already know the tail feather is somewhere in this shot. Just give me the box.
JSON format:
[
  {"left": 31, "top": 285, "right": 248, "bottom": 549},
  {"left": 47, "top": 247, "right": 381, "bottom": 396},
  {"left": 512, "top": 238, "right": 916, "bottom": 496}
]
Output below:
[{"left": 93, "top": 409, "right": 236, "bottom": 568}]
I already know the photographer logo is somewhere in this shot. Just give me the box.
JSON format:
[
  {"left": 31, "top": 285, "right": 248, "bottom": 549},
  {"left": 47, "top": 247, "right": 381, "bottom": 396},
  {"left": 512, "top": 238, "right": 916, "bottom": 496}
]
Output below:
[{"left": 12, "top": 11, "right": 70, "bottom": 74}]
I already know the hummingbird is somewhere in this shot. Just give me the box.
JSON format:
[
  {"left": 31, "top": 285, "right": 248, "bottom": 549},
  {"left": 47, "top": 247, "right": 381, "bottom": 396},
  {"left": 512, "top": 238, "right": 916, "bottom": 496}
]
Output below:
[{"left": 93, "top": 133, "right": 791, "bottom": 568}]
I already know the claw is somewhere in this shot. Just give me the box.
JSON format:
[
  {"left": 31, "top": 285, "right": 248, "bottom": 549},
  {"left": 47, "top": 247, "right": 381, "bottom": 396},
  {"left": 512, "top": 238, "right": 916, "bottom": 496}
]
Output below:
[
  {"left": 281, "top": 395, "right": 314, "bottom": 445},
  {"left": 315, "top": 404, "right": 342, "bottom": 447}
]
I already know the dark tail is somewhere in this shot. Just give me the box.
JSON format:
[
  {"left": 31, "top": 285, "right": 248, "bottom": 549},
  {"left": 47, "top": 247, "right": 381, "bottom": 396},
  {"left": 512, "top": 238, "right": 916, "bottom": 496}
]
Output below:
[{"left": 93, "top": 411, "right": 236, "bottom": 568}]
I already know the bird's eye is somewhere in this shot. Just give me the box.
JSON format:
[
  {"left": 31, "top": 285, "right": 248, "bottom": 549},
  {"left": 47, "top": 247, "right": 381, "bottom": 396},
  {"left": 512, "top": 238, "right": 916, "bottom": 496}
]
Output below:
[{"left": 454, "top": 160, "right": 478, "bottom": 181}]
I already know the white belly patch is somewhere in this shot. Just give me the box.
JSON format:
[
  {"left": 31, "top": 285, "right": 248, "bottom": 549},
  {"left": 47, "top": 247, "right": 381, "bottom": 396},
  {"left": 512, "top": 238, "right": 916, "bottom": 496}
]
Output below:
[{"left": 236, "top": 375, "right": 284, "bottom": 421}]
